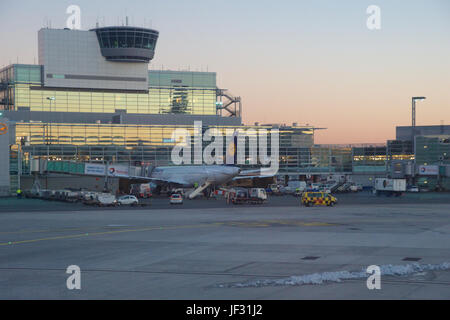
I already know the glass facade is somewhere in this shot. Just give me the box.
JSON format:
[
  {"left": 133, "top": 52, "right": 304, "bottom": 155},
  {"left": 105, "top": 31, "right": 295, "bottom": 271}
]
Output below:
[
  {"left": 15, "top": 123, "right": 196, "bottom": 147},
  {"left": 1, "top": 64, "right": 43, "bottom": 110},
  {"left": 92, "top": 26, "right": 159, "bottom": 62},
  {"left": 415, "top": 135, "right": 450, "bottom": 165},
  {"left": 94, "top": 27, "right": 158, "bottom": 50},
  {"left": 14, "top": 85, "right": 216, "bottom": 115},
  {"left": 3, "top": 65, "right": 218, "bottom": 115},
  {"left": 352, "top": 144, "right": 388, "bottom": 173},
  {"left": 387, "top": 140, "right": 414, "bottom": 161},
  {"left": 13, "top": 120, "right": 409, "bottom": 176},
  {"left": 15, "top": 122, "right": 316, "bottom": 172},
  {"left": 0, "top": 64, "right": 42, "bottom": 84},
  {"left": 310, "top": 145, "right": 353, "bottom": 173}
]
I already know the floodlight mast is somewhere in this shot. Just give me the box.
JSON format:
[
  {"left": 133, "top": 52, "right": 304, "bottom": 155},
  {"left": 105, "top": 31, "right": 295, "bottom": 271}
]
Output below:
[
  {"left": 411, "top": 96, "right": 426, "bottom": 153},
  {"left": 412, "top": 96, "right": 426, "bottom": 127}
]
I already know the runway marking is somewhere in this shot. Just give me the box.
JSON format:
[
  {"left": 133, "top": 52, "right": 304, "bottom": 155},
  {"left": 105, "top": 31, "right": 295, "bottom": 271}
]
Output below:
[
  {"left": 0, "top": 219, "right": 337, "bottom": 246},
  {"left": 0, "top": 223, "right": 214, "bottom": 246},
  {"left": 217, "top": 219, "right": 336, "bottom": 228},
  {"left": 0, "top": 227, "right": 105, "bottom": 235}
]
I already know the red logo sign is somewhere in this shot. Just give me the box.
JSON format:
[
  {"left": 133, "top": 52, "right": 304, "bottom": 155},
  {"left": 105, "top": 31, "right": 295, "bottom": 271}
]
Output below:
[{"left": 0, "top": 123, "right": 7, "bottom": 136}]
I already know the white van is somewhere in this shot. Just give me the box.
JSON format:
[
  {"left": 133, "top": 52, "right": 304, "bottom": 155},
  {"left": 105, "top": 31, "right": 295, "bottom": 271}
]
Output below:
[{"left": 96, "top": 193, "right": 117, "bottom": 206}]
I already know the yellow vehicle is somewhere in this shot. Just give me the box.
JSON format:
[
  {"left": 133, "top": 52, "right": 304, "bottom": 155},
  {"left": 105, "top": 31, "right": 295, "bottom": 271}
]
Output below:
[{"left": 301, "top": 192, "right": 337, "bottom": 207}]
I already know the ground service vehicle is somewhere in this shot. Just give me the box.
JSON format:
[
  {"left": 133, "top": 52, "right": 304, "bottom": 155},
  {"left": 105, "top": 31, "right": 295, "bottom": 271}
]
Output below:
[
  {"left": 130, "top": 184, "right": 152, "bottom": 198},
  {"left": 407, "top": 185, "right": 419, "bottom": 193},
  {"left": 375, "top": 178, "right": 406, "bottom": 196},
  {"left": 280, "top": 181, "right": 307, "bottom": 194},
  {"left": 227, "top": 188, "right": 267, "bottom": 204},
  {"left": 170, "top": 193, "right": 183, "bottom": 205},
  {"left": 117, "top": 195, "right": 139, "bottom": 206},
  {"left": 266, "top": 184, "right": 282, "bottom": 196},
  {"left": 302, "top": 192, "right": 337, "bottom": 207},
  {"left": 96, "top": 193, "right": 117, "bottom": 206}
]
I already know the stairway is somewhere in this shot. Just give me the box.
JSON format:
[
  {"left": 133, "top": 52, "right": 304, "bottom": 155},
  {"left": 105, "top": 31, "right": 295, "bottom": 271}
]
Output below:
[{"left": 188, "top": 181, "right": 212, "bottom": 199}]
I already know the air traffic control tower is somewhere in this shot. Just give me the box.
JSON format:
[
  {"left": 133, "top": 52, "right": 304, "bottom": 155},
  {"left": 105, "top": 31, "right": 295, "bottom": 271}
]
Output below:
[
  {"left": 39, "top": 26, "right": 159, "bottom": 91},
  {"left": 2, "top": 25, "right": 242, "bottom": 124}
]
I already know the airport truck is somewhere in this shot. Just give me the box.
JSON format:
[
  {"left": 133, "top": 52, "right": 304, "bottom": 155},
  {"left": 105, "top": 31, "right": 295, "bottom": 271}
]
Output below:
[
  {"left": 280, "top": 181, "right": 307, "bottom": 194},
  {"left": 374, "top": 178, "right": 406, "bottom": 197},
  {"left": 83, "top": 192, "right": 117, "bottom": 206},
  {"left": 130, "top": 183, "right": 152, "bottom": 198},
  {"left": 227, "top": 188, "right": 267, "bottom": 204}
]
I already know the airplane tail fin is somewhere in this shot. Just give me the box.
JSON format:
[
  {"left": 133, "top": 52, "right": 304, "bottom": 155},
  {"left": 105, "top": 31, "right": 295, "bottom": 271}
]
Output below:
[{"left": 225, "top": 130, "right": 238, "bottom": 165}]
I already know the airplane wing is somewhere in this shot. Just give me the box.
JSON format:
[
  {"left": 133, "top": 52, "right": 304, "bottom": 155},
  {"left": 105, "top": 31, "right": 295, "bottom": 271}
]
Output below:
[{"left": 127, "top": 176, "right": 188, "bottom": 186}]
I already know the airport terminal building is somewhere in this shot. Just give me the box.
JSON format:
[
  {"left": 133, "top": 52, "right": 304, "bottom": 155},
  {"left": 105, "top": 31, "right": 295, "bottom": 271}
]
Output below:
[
  {"left": 1, "top": 26, "right": 450, "bottom": 195},
  {"left": 0, "top": 26, "right": 318, "bottom": 195}
]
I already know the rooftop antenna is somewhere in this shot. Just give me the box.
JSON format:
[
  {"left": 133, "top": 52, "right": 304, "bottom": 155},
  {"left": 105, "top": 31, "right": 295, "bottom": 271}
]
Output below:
[{"left": 126, "top": 16, "right": 129, "bottom": 26}]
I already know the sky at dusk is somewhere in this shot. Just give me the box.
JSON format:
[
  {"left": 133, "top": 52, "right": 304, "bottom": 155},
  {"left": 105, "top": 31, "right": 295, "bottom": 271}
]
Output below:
[{"left": 1, "top": 0, "right": 449, "bottom": 144}]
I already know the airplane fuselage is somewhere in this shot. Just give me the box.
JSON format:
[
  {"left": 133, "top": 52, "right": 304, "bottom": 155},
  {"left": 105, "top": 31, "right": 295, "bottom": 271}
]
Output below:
[{"left": 150, "top": 165, "right": 240, "bottom": 187}]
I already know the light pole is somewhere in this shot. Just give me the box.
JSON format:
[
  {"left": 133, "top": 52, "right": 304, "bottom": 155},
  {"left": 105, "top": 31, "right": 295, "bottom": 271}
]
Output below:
[
  {"left": 412, "top": 96, "right": 426, "bottom": 128},
  {"left": 411, "top": 96, "right": 426, "bottom": 186},
  {"left": 411, "top": 97, "right": 426, "bottom": 148},
  {"left": 46, "top": 96, "right": 55, "bottom": 145}
]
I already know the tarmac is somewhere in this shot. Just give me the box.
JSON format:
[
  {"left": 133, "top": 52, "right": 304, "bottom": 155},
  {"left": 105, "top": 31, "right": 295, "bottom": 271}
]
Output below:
[{"left": 0, "top": 194, "right": 449, "bottom": 299}]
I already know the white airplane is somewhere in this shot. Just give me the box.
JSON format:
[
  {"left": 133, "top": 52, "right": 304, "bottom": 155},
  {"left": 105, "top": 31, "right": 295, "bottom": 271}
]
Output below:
[
  {"left": 135, "top": 133, "right": 273, "bottom": 198},
  {"left": 145, "top": 165, "right": 241, "bottom": 198}
]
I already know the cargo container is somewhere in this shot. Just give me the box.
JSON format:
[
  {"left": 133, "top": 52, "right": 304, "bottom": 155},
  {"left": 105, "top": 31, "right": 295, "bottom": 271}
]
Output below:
[{"left": 374, "top": 178, "right": 406, "bottom": 196}]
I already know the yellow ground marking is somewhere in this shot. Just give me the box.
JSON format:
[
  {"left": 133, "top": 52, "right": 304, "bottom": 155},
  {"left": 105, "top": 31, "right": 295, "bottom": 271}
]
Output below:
[
  {"left": 0, "top": 227, "right": 107, "bottom": 235},
  {"left": 216, "top": 219, "right": 336, "bottom": 228},
  {"left": 0, "top": 219, "right": 336, "bottom": 246},
  {"left": 0, "top": 223, "right": 213, "bottom": 246}
]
